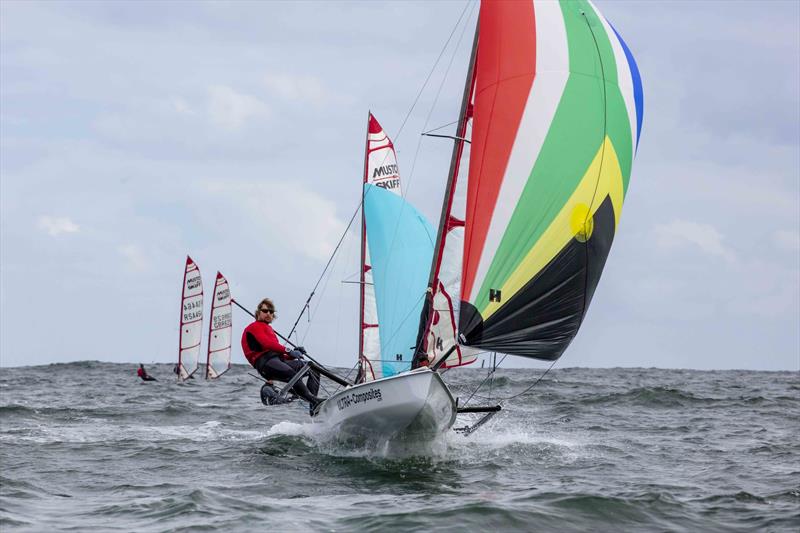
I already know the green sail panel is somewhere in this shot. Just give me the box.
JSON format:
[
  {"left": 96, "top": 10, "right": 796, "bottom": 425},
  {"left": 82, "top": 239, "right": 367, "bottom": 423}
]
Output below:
[{"left": 459, "top": 0, "right": 643, "bottom": 360}]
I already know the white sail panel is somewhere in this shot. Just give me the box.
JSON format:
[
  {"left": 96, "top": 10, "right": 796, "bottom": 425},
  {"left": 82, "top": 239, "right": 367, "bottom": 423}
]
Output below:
[
  {"left": 206, "top": 271, "right": 232, "bottom": 379},
  {"left": 179, "top": 256, "right": 203, "bottom": 380},
  {"left": 359, "top": 113, "right": 402, "bottom": 382}
]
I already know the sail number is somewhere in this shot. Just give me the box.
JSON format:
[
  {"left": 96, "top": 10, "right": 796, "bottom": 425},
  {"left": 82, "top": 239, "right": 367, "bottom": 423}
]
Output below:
[
  {"left": 183, "top": 310, "right": 202, "bottom": 322},
  {"left": 183, "top": 300, "right": 202, "bottom": 322},
  {"left": 213, "top": 314, "right": 232, "bottom": 329}
]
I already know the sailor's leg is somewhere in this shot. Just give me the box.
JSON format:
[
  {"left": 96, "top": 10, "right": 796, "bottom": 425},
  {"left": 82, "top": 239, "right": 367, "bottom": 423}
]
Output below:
[
  {"left": 283, "top": 359, "right": 320, "bottom": 403},
  {"left": 306, "top": 367, "right": 320, "bottom": 397}
]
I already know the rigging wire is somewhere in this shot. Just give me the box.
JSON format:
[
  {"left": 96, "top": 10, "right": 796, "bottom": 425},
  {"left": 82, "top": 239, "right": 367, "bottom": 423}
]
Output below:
[
  {"left": 287, "top": 0, "right": 476, "bottom": 335},
  {"left": 422, "top": 119, "right": 460, "bottom": 135},
  {"left": 358, "top": 2, "right": 476, "bottom": 362},
  {"left": 286, "top": 206, "right": 360, "bottom": 339},
  {"left": 364, "top": 3, "right": 476, "bottom": 353},
  {"left": 403, "top": 0, "right": 477, "bottom": 200},
  {"left": 459, "top": 358, "right": 559, "bottom": 404},
  {"left": 299, "top": 230, "right": 350, "bottom": 345},
  {"left": 390, "top": 0, "right": 474, "bottom": 147}
]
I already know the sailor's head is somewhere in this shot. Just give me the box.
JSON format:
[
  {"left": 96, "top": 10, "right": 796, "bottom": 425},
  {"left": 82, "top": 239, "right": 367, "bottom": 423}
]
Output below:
[{"left": 256, "top": 298, "right": 276, "bottom": 323}]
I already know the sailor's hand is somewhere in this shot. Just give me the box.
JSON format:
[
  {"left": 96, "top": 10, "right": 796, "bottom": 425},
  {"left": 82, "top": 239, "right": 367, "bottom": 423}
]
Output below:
[
  {"left": 287, "top": 349, "right": 305, "bottom": 360},
  {"left": 295, "top": 346, "right": 307, "bottom": 355}
]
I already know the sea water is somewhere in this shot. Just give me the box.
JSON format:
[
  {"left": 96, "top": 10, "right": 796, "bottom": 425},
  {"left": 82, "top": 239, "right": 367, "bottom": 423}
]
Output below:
[{"left": 1, "top": 362, "right": 798, "bottom": 531}]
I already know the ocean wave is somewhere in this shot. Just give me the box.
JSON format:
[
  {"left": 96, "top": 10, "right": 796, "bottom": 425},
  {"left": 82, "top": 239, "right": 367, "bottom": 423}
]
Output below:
[{"left": 580, "top": 387, "right": 718, "bottom": 408}]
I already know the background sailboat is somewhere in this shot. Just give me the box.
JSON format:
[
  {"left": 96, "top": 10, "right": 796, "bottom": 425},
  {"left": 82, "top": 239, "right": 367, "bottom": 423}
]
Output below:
[
  {"left": 205, "top": 271, "right": 232, "bottom": 379},
  {"left": 178, "top": 256, "right": 203, "bottom": 380}
]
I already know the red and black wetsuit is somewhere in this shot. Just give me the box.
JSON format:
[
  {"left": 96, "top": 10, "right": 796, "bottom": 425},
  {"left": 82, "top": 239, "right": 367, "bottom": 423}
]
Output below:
[
  {"left": 241, "top": 321, "right": 320, "bottom": 404},
  {"left": 241, "top": 321, "right": 288, "bottom": 365}
]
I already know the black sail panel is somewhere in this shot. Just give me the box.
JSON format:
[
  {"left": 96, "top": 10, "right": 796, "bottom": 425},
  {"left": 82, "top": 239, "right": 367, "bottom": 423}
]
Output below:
[{"left": 459, "top": 196, "right": 616, "bottom": 360}]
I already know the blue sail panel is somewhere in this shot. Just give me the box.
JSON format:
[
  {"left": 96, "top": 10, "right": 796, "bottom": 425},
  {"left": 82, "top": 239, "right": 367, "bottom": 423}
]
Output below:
[{"left": 363, "top": 184, "right": 435, "bottom": 378}]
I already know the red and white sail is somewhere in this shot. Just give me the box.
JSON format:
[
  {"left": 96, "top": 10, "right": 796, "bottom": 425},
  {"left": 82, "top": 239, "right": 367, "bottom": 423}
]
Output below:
[
  {"left": 205, "top": 271, "right": 232, "bottom": 379},
  {"left": 425, "top": 140, "right": 480, "bottom": 368},
  {"left": 178, "top": 256, "right": 203, "bottom": 380},
  {"left": 359, "top": 113, "right": 402, "bottom": 382}
]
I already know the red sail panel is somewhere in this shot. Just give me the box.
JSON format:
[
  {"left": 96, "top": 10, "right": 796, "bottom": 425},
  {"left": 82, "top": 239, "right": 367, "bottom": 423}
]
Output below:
[{"left": 462, "top": 0, "right": 537, "bottom": 302}]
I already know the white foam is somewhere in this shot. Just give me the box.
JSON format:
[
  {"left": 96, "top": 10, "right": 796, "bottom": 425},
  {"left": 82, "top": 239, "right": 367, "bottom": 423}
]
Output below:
[
  {"left": 1, "top": 420, "right": 268, "bottom": 444},
  {"left": 264, "top": 420, "right": 316, "bottom": 438}
]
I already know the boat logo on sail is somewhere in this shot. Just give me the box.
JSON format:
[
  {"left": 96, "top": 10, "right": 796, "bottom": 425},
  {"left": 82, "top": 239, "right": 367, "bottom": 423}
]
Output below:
[
  {"left": 186, "top": 275, "right": 201, "bottom": 291},
  {"left": 336, "top": 388, "right": 383, "bottom": 411},
  {"left": 216, "top": 288, "right": 230, "bottom": 302},
  {"left": 372, "top": 164, "right": 398, "bottom": 179},
  {"left": 372, "top": 163, "right": 400, "bottom": 191}
]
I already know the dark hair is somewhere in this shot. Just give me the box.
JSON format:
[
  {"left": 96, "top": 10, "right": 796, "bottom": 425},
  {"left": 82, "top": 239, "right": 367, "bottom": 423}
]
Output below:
[{"left": 256, "top": 298, "right": 275, "bottom": 317}]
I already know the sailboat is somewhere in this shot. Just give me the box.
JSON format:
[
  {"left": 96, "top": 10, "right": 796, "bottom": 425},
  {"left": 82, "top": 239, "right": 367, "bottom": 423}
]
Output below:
[
  {"left": 205, "top": 271, "right": 232, "bottom": 379},
  {"left": 177, "top": 256, "right": 203, "bottom": 380},
  {"left": 312, "top": 0, "right": 643, "bottom": 443}
]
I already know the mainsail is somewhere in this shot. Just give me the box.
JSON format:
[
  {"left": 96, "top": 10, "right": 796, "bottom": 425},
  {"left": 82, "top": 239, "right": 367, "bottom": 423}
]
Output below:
[
  {"left": 358, "top": 113, "right": 404, "bottom": 382},
  {"left": 452, "top": 0, "right": 644, "bottom": 361},
  {"left": 205, "top": 271, "right": 232, "bottom": 379},
  {"left": 363, "top": 184, "right": 435, "bottom": 378},
  {"left": 415, "top": 23, "right": 481, "bottom": 371},
  {"left": 178, "top": 256, "right": 203, "bottom": 379}
]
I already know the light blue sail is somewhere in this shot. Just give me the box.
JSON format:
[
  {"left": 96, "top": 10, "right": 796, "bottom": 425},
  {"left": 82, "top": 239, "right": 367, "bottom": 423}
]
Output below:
[{"left": 363, "top": 184, "right": 435, "bottom": 378}]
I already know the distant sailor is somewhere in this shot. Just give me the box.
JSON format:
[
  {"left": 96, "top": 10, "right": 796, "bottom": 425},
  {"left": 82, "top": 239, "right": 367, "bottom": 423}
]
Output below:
[
  {"left": 137, "top": 364, "right": 157, "bottom": 382},
  {"left": 241, "top": 298, "right": 324, "bottom": 412}
]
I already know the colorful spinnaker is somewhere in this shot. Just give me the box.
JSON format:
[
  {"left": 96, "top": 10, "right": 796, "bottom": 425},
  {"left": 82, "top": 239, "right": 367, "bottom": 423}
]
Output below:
[
  {"left": 421, "top": 0, "right": 644, "bottom": 364},
  {"left": 178, "top": 256, "right": 203, "bottom": 379},
  {"left": 205, "top": 271, "right": 232, "bottom": 379},
  {"left": 358, "top": 113, "right": 404, "bottom": 382}
]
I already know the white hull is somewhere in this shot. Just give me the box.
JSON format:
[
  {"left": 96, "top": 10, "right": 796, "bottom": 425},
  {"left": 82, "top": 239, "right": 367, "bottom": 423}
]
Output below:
[{"left": 312, "top": 368, "right": 456, "bottom": 444}]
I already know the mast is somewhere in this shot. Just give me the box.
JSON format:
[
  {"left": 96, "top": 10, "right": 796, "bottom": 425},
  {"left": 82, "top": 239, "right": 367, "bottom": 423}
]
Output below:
[
  {"left": 357, "top": 110, "right": 370, "bottom": 383},
  {"left": 414, "top": 20, "right": 480, "bottom": 367}
]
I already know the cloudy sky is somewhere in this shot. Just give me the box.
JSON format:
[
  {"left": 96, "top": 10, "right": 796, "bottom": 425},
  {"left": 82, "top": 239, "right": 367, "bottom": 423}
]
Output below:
[{"left": 1, "top": 1, "right": 798, "bottom": 371}]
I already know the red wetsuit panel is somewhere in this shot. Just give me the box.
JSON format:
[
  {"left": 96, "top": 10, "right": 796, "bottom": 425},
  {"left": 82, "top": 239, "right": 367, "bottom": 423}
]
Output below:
[
  {"left": 241, "top": 321, "right": 287, "bottom": 366},
  {"left": 137, "top": 368, "right": 144, "bottom": 378}
]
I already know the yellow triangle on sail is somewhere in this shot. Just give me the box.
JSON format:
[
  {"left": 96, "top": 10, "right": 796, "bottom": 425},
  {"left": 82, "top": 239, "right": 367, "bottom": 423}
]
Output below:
[{"left": 480, "top": 136, "right": 625, "bottom": 320}]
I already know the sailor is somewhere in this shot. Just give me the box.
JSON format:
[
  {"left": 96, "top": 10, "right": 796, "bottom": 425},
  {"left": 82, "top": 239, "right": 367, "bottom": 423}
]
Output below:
[
  {"left": 137, "top": 364, "right": 157, "bottom": 382},
  {"left": 241, "top": 298, "right": 324, "bottom": 412}
]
